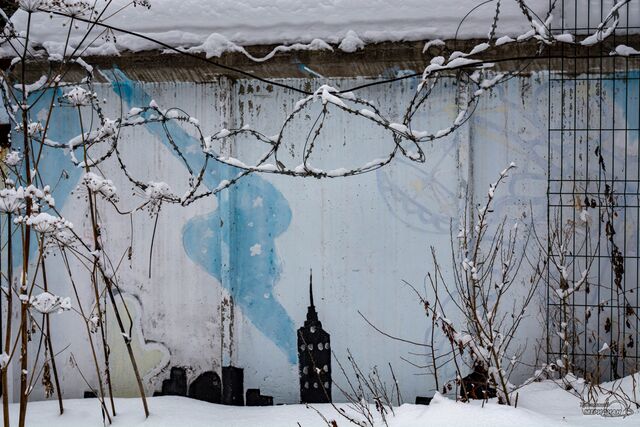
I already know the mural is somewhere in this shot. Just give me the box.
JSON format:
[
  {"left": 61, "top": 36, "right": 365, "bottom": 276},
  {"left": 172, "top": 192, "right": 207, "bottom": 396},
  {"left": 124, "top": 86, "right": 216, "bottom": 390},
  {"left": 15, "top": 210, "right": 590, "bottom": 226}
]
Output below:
[
  {"left": 17, "top": 68, "right": 637, "bottom": 403},
  {"left": 107, "top": 69, "right": 298, "bottom": 364},
  {"left": 106, "top": 297, "right": 169, "bottom": 397}
]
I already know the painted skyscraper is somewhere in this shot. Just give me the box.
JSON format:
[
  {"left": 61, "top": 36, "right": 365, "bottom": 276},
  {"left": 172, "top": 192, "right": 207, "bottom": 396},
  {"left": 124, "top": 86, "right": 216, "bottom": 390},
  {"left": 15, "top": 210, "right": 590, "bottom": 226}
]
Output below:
[{"left": 297, "top": 271, "right": 332, "bottom": 403}]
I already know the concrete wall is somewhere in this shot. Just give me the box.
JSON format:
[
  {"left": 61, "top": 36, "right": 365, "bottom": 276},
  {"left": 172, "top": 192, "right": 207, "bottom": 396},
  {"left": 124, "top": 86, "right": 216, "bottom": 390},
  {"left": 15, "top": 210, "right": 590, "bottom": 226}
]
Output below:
[{"left": 12, "top": 67, "right": 638, "bottom": 404}]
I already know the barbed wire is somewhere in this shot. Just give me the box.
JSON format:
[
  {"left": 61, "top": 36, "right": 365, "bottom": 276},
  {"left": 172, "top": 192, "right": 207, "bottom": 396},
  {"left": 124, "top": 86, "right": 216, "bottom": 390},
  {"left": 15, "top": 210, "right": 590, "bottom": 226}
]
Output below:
[{"left": 0, "top": 0, "right": 635, "bottom": 211}]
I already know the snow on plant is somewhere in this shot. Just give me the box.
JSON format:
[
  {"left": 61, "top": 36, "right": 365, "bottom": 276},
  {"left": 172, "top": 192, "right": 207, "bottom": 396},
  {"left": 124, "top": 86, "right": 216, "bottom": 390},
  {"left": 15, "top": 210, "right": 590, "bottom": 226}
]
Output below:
[
  {"left": 541, "top": 142, "right": 640, "bottom": 411},
  {"left": 29, "top": 292, "right": 71, "bottom": 314},
  {"left": 365, "top": 164, "right": 547, "bottom": 406},
  {"left": 542, "top": 212, "right": 596, "bottom": 383},
  {"left": 0, "top": 353, "right": 8, "bottom": 370},
  {"left": 0, "top": 184, "right": 26, "bottom": 213},
  {"left": 4, "top": 151, "right": 21, "bottom": 166},
  {"left": 17, "top": 0, "right": 45, "bottom": 13},
  {"left": 0, "top": 2, "right": 157, "bottom": 424},
  {"left": 25, "top": 212, "right": 72, "bottom": 233},
  {"left": 61, "top": 86, "right": 96, "bottom": 106},
  {"left": 423, "top": 164, "right": 547, "bottom": 405},
  {"left": 80, "top": 172, "right": 118, "bottom": 201},
  {"left": 144, "top": 181, "right": 171, "bottom": 213},
  {"left": 23, "top": 121, "right": 43, "bottom": 136}
]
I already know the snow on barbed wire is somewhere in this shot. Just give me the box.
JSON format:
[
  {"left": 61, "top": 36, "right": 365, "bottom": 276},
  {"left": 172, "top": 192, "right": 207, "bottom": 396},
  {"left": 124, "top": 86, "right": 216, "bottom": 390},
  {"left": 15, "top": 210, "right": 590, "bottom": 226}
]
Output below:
[
  {"left": 423, "top": 39, "right": 445, "bottom": 53},
  {"left": 14, "top": 75, "right": 47, "bottom": 97},
  {"left": 96, "top": 118, "right": 117, "bottom": 138},
  {"left": 25, "top": 212, "right": 72, "bottom": 234},
  {"left": 145, "top": 181, "right": 171, "bottom": 200},
  {"left": 127, "top": 107, "right": 143, "bottom": 117},
  {"left": 0, "top": 0, "right": 628, "bottom": 206},
  {"left": 60, "top": 119, "right": 118, "bottom": 166},
  {"left": 580, "top": 0, "right": 628, "bottom": 46},
  {"left": 199, "top": 72, "right": 488, "bottom": 179},
  {"left": 29, "top": 292, "right": 71, "bottom": 314},
  {"left": 72, "top": 56, "right": 94, "bottom": 74}
]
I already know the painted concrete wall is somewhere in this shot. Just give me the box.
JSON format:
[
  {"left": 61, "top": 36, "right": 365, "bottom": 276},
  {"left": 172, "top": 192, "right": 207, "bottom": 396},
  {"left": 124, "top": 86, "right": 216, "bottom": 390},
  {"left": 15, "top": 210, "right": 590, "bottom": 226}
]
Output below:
[{"left": 13, "top": 68, "right": 638, "bottom": 404}]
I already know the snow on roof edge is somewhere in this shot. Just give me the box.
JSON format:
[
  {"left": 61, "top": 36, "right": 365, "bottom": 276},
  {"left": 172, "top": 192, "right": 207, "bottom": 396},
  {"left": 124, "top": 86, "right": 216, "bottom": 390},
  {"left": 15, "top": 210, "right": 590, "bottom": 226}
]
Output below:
[{"left": 2, "top": 0, "right": 639, "bottom": 59}]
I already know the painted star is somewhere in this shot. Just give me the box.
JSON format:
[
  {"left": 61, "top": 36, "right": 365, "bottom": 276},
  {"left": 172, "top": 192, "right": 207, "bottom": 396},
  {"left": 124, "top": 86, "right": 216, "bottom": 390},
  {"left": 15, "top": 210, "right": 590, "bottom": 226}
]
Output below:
[{"left": 250, "top": 243, "right": 262, "bottom": 256}]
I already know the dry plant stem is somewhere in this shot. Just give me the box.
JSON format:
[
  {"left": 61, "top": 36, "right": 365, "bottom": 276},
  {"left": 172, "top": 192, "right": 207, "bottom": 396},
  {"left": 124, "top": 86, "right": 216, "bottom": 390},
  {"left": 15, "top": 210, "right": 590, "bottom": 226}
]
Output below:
[
  {"left": 466, "top": 180, "right": 512, "bottom": 404},
  {"left": 18, "top": 13, "right": 33, "bottom": 427},
  {"left": 329, "top": 349, "right": 396, "bottom": 427},
  {"left": 430, "top": 276, "right": 440, "bottom": 392},
  {"left": 79, "top": 106, "right": 149, "bottom": 418},
  {"left": 304, "top": 404, "right": 336, "bottom": 427},
  {"left": 24, "top": 239, "right": 49, "bottom": 397},
  {"left": 388, "top": 363, "right": 402, "bottom": 407},
  {"left": 543, "top": 209, "right": 600, "bottom": 386},
  {"left": 421, "top": 166, "right": 542, "bottom": 404},
  {"left": 78, "top": 107, "right": 116, "bottom": 417},
  {"left": 102, "top": 273, "right": 149, "bottom": 418},
  {"left": 468, "top": 189, "right": 508, "bottom": 401},
  {"left": 2, "top": 213, "right": 12, "bottom": 427},
  {"left": 427, "top": 268, "right": 467, "bottom": 398},
  {"left": 60, "top": 249, "right": 112, "bottom": 424},
  {"left": 40, "top": 258, "right": 63, "bottom": 414}
]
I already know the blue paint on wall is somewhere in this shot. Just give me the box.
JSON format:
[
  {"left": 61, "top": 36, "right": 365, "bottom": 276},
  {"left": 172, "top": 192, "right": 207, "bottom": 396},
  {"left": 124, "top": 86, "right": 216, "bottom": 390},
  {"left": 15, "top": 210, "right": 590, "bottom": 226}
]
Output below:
[
  {"left": 106, "top": 70, "right": 297, "bottom": 363},
  {"left": 7, "top": 89, "right": 86, "bottom": 264}
]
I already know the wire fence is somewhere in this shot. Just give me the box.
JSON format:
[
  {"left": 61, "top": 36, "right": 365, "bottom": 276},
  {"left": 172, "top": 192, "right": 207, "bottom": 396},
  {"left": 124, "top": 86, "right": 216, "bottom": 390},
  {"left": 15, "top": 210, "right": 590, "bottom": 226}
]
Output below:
[{"left": 547, "top": 0, "right": 640, "bottom": 381}]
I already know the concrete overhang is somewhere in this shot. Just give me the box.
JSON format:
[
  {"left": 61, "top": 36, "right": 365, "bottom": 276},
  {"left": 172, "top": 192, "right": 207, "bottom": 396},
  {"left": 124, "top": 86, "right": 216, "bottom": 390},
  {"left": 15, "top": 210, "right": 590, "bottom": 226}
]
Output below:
[{"left": 6, "top": 36, "right": 640, "bottom": 83}]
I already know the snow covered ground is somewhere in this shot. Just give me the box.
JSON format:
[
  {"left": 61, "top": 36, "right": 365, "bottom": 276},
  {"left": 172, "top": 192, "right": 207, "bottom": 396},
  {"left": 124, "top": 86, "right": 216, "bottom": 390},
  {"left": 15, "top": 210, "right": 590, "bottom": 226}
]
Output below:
[{"left": 6, "top": 380, "right": 640, "bottom": 426}]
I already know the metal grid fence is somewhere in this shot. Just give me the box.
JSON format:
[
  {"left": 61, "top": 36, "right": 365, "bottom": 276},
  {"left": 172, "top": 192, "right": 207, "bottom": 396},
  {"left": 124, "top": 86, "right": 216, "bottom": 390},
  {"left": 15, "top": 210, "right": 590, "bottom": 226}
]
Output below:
[{"left": 547, "top": 0, "right": 640, "bottom": 381}]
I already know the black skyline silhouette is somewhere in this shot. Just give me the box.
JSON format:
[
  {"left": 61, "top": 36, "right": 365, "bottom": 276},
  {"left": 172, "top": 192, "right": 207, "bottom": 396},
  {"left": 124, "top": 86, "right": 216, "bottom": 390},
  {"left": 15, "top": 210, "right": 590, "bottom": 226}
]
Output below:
[{"left": 297, "top": 270, "right": 332, "bottom": 403}]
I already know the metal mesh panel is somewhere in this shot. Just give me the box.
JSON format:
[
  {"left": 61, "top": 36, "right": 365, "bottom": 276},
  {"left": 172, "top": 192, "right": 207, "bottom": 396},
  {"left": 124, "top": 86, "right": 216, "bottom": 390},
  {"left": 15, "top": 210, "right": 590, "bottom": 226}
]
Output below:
[{"left": 547, "top": 0, "right": 640, "bottom": 381}]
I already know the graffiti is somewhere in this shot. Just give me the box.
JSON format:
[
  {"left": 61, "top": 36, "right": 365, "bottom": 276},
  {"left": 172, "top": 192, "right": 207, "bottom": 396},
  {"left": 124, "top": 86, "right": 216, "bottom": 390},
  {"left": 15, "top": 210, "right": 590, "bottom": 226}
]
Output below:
[
  {"left": 376, "top": 146, "right": 460, "bottom": 234},
  {"left": 20, "top": 67, "right": 638, "bottom": 400},
  {"left": 107, "top": 70, "right": 297, "bottom": 364},
  {"left": 106, "top": 296, "right": 170, "bottom": 397},
  {"left": 189, "top": 371, "right": 223, "bottom": 404}
]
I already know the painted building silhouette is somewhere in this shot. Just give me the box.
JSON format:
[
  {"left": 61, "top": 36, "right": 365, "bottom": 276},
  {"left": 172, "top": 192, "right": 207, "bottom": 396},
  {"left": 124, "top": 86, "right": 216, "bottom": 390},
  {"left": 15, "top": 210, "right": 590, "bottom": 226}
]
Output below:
[{"left": 297, "top": 271, "right": 332, "bottom": 403}]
